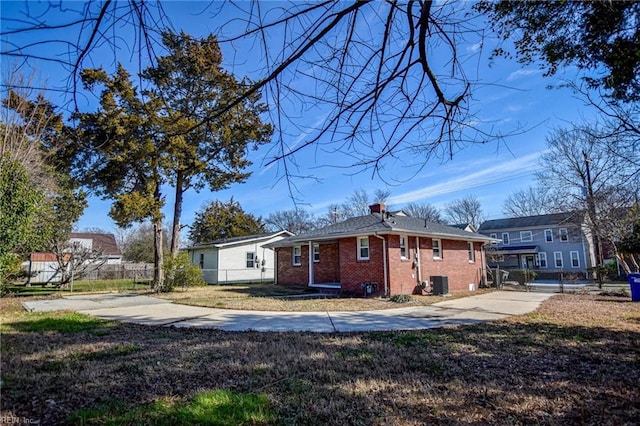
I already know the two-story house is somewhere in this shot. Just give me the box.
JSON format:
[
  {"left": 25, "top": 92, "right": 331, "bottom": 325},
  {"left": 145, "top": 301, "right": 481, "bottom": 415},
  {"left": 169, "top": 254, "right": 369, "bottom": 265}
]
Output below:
[{"left": 478, "top": 212, "right": 592, "bottom": 280}]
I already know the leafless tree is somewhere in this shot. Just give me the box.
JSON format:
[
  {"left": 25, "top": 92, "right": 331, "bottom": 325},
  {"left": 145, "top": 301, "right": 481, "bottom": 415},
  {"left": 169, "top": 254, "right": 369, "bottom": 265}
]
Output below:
[
  {"left": 265, "top": 209, "right": 317, "bottom": 234},
  {"left": 49, "top": 240, "right": 107, "bottom": 286},
  {"left": 501, "top": 186, "right": 566, "bottom": 218},
  {"left": 403, "top": 202, "right": 445, "bottom": 223},
  {"left": 444, "top": 195, "right": 484, "bottom": 229},
  {"left": 538, "top": 124, "right": 639, "bottom": 267},
  {"left": 1, "top": 1, "right": 513, "bottom": 192}
]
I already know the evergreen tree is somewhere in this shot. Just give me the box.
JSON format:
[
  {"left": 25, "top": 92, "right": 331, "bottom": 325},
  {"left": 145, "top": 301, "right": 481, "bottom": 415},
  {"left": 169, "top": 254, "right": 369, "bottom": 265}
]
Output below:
[{"left": 189, "top": 199, "right": 265, "bottom": 243}]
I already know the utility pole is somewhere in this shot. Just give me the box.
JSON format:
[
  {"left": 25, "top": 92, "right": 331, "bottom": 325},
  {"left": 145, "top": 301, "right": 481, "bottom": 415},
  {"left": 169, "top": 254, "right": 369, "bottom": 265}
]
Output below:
[{"left": 583, "top": 150, "right": 604, "bottom": 287}]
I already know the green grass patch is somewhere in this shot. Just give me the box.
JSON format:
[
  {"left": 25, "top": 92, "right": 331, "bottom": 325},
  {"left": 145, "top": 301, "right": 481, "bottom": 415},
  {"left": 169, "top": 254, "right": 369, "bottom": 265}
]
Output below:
[
  {"left": 3, "top": 279, "right": 151, "bottom": 297},
  {"left": 5, "top": 311, "right": 111, "bottom": 333},
  {"left": 68, "top": 390, "right": 276, "bottom": 425}
]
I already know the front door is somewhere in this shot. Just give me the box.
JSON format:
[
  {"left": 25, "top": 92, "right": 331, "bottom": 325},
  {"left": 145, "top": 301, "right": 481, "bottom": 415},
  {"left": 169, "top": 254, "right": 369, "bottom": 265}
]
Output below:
[{"left": 524, "top": 255, "right": 535, "bottom": 269}]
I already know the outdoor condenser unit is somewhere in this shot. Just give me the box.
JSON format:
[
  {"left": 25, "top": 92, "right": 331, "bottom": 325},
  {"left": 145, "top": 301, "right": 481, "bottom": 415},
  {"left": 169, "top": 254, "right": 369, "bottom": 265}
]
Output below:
[{"left": 430, "top": 275, "right": 449, "bottom": 295}]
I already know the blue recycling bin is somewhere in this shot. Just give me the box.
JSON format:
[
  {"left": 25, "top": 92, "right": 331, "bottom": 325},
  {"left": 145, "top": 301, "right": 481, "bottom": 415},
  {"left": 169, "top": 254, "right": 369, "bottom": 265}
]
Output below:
[{"left": 628, "top": 273, "right": 640, "bottom": 302}]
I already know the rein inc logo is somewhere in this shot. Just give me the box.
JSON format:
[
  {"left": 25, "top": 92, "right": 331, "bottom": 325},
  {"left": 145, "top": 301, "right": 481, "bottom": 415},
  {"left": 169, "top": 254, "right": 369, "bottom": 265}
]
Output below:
[{"left": 0, "top": 416, "right": 39, "bottom": 424}]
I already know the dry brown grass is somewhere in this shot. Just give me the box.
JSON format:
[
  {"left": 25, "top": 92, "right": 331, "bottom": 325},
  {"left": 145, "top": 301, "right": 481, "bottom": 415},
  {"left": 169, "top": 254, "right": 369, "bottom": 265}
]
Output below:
[
  {"left": 156, "top": 284, "right": 489, "bottom": 311},
  {"left": 1, "top": 293, "right": 639, "bottom": 425}
]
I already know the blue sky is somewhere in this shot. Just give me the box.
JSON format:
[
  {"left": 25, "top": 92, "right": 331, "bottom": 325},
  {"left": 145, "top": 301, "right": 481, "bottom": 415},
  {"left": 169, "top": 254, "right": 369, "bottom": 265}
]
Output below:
[{"left": 1, "top": 1, "right": 598, "bottom": 236}]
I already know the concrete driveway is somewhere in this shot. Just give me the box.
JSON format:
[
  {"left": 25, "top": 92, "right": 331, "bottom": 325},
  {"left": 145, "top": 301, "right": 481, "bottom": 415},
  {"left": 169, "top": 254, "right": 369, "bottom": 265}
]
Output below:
[{"left": 22, "top": 291, "right": 555, "bottom": 333}]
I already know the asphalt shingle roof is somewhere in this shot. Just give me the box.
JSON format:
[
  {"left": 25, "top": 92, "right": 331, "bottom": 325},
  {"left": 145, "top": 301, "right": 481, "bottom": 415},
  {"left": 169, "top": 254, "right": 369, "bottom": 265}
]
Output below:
[
  {"left": 272, "top": 213, "right": 493, "bottom": 246},
  {"left": 478, "top": 212, "right": 583, "bottom": 232}
]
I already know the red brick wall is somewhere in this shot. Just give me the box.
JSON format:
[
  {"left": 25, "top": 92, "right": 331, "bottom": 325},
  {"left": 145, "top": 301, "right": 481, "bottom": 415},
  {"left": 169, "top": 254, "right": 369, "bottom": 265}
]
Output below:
[
  {"left": 418, "top": 238, "right": 484, "bottom": 293},
  {"left": 275, "top": 242, "right": 341, "bottom": 286},
  {"left": 338, "top": 236, "right": 385, "bottom": 294},
  {"left": 275, "top": 246, "right": 308, "bottom": 286},
  {"left": 314, "top": 242, "right": 340, "bottom": 283},
  {"left": 276, "top": 236, "right": 486, "bottom": 295}
]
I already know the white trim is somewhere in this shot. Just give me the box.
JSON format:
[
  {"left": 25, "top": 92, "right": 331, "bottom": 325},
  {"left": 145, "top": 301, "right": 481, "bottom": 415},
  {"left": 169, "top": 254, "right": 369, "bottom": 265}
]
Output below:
[
  {"left": 554, "top": 251, "right": 563, "bottom": 268},
  {"left": 520, "top": 230, "right": 533, "bottom": 242},
  {"left": 467, "top": 241, "right": 475, "bottom": 263},
  {"left": 312, "top": 243, "right": 320, "bottom": 263},
  {"left": 537, "top": 252, "right": 548, "bottom": 268},
  {"left": 432, "top": 238, "right": 442, "bottom": 259},
  {"left": 399, "top": 235, "right": 408, "bottom": 259},
  {"left": 502, "top": 232, "right": 510, "bottom": 245},
  {"left": 544, "top": 229, "right": 553, "bottom": 243},
  {"left": 570, "top": 251, "right": 580, "bottom": 268},
  {"left": 292, "top": 246, "right": 302, "bottom": 266},
  {"left": 559, "top": 228, "right": 569, "bottom": 242},
  {"left": 357, "top": 236, "right": 370, "bottom": 260}
]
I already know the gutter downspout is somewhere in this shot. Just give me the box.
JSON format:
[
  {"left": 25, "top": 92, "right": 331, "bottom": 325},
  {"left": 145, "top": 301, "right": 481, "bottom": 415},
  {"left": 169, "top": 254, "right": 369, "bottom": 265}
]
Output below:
[
  {"left": 415, "top": 236, "right": 422, "bottom": 285},
  {"left": 308, "top": 241, "right": 314, "bottom": 286},
  {"left": 374, "top": 234, "right": 389, "bottom": 297}
]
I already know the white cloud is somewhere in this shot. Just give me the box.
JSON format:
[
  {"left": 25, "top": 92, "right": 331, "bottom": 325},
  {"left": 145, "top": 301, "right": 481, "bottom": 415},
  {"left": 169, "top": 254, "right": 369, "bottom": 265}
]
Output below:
[
  {"left": 388, "top": 151, "right": 546, "bottom": 205},
  {"left": 506, "top": 69, "right": 541, "bottom": 82}
]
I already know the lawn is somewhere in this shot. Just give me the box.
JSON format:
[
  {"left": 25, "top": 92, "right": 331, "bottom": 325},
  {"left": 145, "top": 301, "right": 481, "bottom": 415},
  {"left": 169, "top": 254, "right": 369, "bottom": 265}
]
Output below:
[
  {"left": 3, "top": 279, "right": 151, "bottom": 297},
  {"left": 1, "top": 292, "right": 639, "bottom": 425},
  {"left": 157, "top": 284, "right": 489, "bottom": 311}
]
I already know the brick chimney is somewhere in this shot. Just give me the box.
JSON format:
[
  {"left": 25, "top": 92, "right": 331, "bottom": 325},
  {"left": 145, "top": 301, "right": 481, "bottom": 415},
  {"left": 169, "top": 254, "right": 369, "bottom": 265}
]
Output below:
[{"left": 369, "top": 203, "right": 386, "bottom": 214}]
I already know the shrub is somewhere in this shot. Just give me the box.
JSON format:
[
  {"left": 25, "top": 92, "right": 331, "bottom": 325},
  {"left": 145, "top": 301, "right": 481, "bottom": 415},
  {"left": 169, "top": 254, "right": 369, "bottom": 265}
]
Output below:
[
  {"left": 390, "top": 294, "right": 412, "bottom": 303},
  {"left": 161, "top": 252, "right": 206, "bottom": 292},
  {"left": 510, "top": 269, "right": 537, "bottom": 286}
]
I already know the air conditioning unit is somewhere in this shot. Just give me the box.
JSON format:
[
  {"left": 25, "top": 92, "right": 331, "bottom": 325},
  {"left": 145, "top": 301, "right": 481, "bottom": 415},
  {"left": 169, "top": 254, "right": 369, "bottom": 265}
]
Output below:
[{"left": 430, "top": 275, "right": 448, "bottom": 295}]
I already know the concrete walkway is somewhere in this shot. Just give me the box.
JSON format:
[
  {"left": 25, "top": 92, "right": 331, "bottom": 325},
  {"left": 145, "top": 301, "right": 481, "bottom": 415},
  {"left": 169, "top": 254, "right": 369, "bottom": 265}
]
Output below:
[{"left": 22, "top": 291, "right": 555, "bottom": 333}]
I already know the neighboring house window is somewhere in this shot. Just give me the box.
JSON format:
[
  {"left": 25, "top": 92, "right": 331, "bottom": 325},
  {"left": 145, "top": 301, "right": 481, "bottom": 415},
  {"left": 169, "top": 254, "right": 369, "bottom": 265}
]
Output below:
[
  {"left": 357, "top": 237, "right": 370, "bottom": 260},
  {"left": 199, "top": 253, "right": 204, "bottom": 269},
  {"left": 292, "top": 246, "right": 302, "bottom": 266},
  {"left": 432, "top": 239, "right": 442, "bottom": 259},
  {"left": 502, "top": 233, "right": 510, "bottom": 245},
  {"left": 554, "top": 252, "right": 563, "bottom": 268},
  {"left": 399, "top": 236, "right": 408, "bottom": 259},
  {"left": 570, "top": 251, "right": 580, "bottom": 268},
  {"left": 490, "top": 233, "right": 498, "bottom": 245},
  {"left": 537, "top": 252, "right": 548, "bottom": 268},
  {"left": 559, "top": 228, "right": 569, "bottom": 242},
  {"left": 313, "top": 244, "right": 320, "bottom": 263},
  {"left": 467, "top": 242, "right": 474, "bottom": 263},
  {"left": 544, "top": 229, "right": 553, "bottom": 243},
  {"left": 520, "top": 231, "right": 533, "bottom": 242},
  {"left": 246, "top": 252, "right": 256, "bottom": 268}
]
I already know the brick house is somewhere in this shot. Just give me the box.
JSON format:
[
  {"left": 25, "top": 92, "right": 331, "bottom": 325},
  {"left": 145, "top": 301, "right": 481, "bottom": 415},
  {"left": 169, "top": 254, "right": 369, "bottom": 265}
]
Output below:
[{"left": 269, "top": 204, "right": 494, "bottom": 296}]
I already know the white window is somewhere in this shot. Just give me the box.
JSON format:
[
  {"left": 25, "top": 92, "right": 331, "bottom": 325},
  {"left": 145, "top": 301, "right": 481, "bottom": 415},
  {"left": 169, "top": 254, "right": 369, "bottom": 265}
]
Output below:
[
  {"left": 544, "top": 229, "right": 553, "bottom": 243},
  {"left": 399, "top": 236, "right": 408, "bottom": 259},
  {"left": 502, "top": 233, "right": 510, "bottom": 245},
  {"left": 199, "top": 253, "right": 204, "bottom": 269},
  {"left": 559, "top": 228, "right": 569, "bottom": 242},
  {"left": 489, "top": 233, "right": 498, "bottom": 245},
  {"left": 292, "top": 246, "right": 302, "bottom": 266},
  {"left": 357, "top": 237, "right": 370, "bottom": 260},
  {"left": 554, "top": 251, "right": 563, "bottom": 268},
  {"left": 520, "top": 231, "right": 533, "bottom": 242},
  {"left": 432, "top": 238, "right": 442, "bottom": 259},
  {"left": 313, "top": 244, "right": 320, "bottom": 263},
  {"left": 537, "top": 252, "right": 548, "bottom": 268},
  {"left": 570, "top": 251, "right": 580, "bottom": 268},
  {"left": 467, "top": 242, "right": 475, "bottom": 263},
  {"left": 246, "top": 252, "right": 256, "bottom": 268}
]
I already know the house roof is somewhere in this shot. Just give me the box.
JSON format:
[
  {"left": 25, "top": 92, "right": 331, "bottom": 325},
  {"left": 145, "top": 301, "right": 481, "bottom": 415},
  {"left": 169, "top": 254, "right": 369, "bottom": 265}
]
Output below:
[
  {"left": 478, "top": 211, "right": 583, "bottom": 232},
  {"left": 186, "top": 230, "right": 294, "bottom": 250},
  {"left": 269, "top": 213, "right": 493, "bottom": 247},
  {"left": 69, "top": 232, "right": 121, "bottom": 256}
]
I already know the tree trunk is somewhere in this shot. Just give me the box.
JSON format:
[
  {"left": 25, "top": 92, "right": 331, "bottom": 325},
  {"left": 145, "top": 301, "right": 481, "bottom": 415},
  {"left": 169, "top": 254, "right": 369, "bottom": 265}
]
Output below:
[
  {"left": 170, "top": 171, "right": 183, "bottom": 259},
  {"left": 153, "top": 219, "right": 164, "bottom": 290}
]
